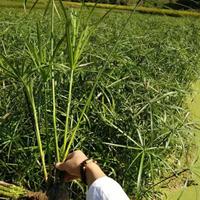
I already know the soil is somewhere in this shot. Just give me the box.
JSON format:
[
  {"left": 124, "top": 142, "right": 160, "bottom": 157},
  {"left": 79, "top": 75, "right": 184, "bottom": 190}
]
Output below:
[
  {"left": 25, "top": 192, "right": 48, "bottom": 200},
  {"left": 23, "top": 182, "right": 69, "bottom": 200},
  {"left": 47, "top": 182, "right": 69, "bottom": 200}
]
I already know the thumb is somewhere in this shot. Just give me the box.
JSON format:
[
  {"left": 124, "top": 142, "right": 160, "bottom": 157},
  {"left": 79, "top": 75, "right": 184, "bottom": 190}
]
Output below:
[{"left": 55, "top": 162, "right": 67, "bottom": 171}]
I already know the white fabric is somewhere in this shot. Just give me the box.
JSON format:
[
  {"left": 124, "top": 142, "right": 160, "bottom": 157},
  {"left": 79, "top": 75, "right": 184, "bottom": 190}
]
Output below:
[{"left": 86, "top": 176, "right": 130, "bottom": 200}]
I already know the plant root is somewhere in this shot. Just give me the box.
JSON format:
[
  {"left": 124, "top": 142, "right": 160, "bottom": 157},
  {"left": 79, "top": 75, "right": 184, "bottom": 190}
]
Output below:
[{"left": 0, "top": 181, "right": 69, "bottom": 200}]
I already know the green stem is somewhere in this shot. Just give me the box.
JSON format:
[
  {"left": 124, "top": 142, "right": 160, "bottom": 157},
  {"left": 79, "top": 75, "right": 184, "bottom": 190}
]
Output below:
[
  {"left": 25, "top": 85, "right": 48, "bottom": 181},
  {"left": 63, "top": 70, "right": 99, "bottom": 160},
  {"left": 52, "top": 76, "right": 60, "bottom": 162},
  {"left": 136, "top": 151, "right": 145, "bottom": 196},
  {"left": 51, "top": 0, "right": 60, "bottom": 162},
  {"left": 62, "top": 11, "right": 76, "bottom": 159},
  {"left": 44, "top": 83, "right": 51, "bottom": 165},
  {"left": 62, "top": 68, "right": 74, "bottom": 157}
]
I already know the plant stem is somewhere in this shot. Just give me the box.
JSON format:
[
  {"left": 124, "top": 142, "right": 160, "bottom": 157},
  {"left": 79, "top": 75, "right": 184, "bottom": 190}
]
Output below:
[
  {"left": 62, "top": 68, "right": 74, "bottom": 157},
  {"left": 51, "top": 0, "right": 60, "bottom": 162},
  {"left": 136, "top": 151, "right": 145, "bottom": 196},
  {"left": 63, "top": 70, "right": 100, "bottom": 160},
  {"left": 44, "top": 83, "right": 51, "bottom": 165},
  {"left": 25, "top": 85, "right": 48, "bottom": 181}
]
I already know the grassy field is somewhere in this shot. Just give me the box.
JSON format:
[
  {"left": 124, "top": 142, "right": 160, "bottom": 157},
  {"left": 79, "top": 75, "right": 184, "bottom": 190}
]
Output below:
[
  {"left": 1, "top": 0, "right": 200, "bottom": 18},
  {"left": 0, "top": 2, "right": 200, "bottom": 200}
]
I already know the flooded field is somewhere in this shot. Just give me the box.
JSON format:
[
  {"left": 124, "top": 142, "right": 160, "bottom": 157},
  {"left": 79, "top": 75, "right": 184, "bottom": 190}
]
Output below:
[{"left": 165, "top": 80, "right": 200, "bottom": 200}]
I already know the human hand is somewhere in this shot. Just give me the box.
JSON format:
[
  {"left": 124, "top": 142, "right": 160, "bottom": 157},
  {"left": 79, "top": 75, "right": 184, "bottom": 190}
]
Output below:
[{"left": 56, "top": 150, "right": 88, "bottom": 181}]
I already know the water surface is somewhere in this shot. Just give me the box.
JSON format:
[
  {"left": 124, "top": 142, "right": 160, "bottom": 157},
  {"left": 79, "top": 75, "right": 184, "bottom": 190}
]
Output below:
[{"left": 164, "top": 80, "right": 200, "bottom": 200}]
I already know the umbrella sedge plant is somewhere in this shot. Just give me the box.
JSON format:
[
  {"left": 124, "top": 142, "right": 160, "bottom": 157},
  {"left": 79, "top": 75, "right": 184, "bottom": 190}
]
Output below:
[
  {"left": 1, "top": 3, "right": 200, "bottom": 199},
  {"left": 0, "top": 0, "right": 144, "bottom": 198},
  {"left": 0, "top": 0, "right": 114, "bottom": 198}
]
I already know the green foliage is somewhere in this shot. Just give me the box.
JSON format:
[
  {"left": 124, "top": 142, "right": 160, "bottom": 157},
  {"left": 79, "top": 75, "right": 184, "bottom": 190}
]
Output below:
[
  {"left": 61, "top": 2, "right": 200, "bottom": 18},
  {"left": 65, "top": 0, "right": 129, "bottom": 6},
  {"left": 0, "top": 6, "right": 200, "bottom": 200}
]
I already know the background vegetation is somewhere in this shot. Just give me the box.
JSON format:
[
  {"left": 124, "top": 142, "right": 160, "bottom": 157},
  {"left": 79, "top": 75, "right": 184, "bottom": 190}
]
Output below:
[
  {"left": 1, "top": 0, "right": 200, "bottom": 17},
  {"left": 0, "top": 2, "right": 200, "bottom": 200},
  {"left": 1, "top": 0, "right": 200, "bottom": 9},
  {"left": 63, "top": 0, "right": 200, "bottom": 8}
]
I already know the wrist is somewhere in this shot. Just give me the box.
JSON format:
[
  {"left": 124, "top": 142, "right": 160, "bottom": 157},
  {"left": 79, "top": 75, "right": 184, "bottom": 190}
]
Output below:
[
  {"left": 84, "top": 161, "right": 105, "bottom": 186},
  {"left": 80, "top": 159, "right": 105, "bottom": 186},
  {"left": 80, "top": 159, "right": 94, "bottom": 184}
]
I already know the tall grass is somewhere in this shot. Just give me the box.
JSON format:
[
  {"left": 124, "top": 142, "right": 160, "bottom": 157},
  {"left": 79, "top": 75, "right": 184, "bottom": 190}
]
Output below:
[
  {"left": 0, "top": 3, "right": 200, "bottom": 200},
  {"left": 0, "top": 0, "right": 111, "bottom": 188}
]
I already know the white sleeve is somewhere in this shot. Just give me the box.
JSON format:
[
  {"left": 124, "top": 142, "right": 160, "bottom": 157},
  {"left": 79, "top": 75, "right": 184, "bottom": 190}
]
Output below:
[{"left": 86, "top": 176, "right": 130, "bottom": 200}]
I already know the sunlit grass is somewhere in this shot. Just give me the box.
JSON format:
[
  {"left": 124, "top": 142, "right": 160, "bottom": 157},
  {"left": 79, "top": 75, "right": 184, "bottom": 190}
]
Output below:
[{"left": 0, "top": 4, "right": 200, "bottom": 200}]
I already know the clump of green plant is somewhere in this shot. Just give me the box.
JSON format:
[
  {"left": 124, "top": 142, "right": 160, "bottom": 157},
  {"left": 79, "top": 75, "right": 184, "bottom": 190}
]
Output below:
[
  {"left": 0, "top": 0, "right": 107, "bottom": 198},
  {"left": 1, "top": 2, "right": 200, "bottom": 200}
]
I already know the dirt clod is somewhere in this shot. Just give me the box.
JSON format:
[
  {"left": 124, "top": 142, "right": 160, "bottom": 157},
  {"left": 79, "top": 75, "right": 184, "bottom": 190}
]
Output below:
[{"left": 25, "top": 192, "right": 48, "bottom": 200}]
